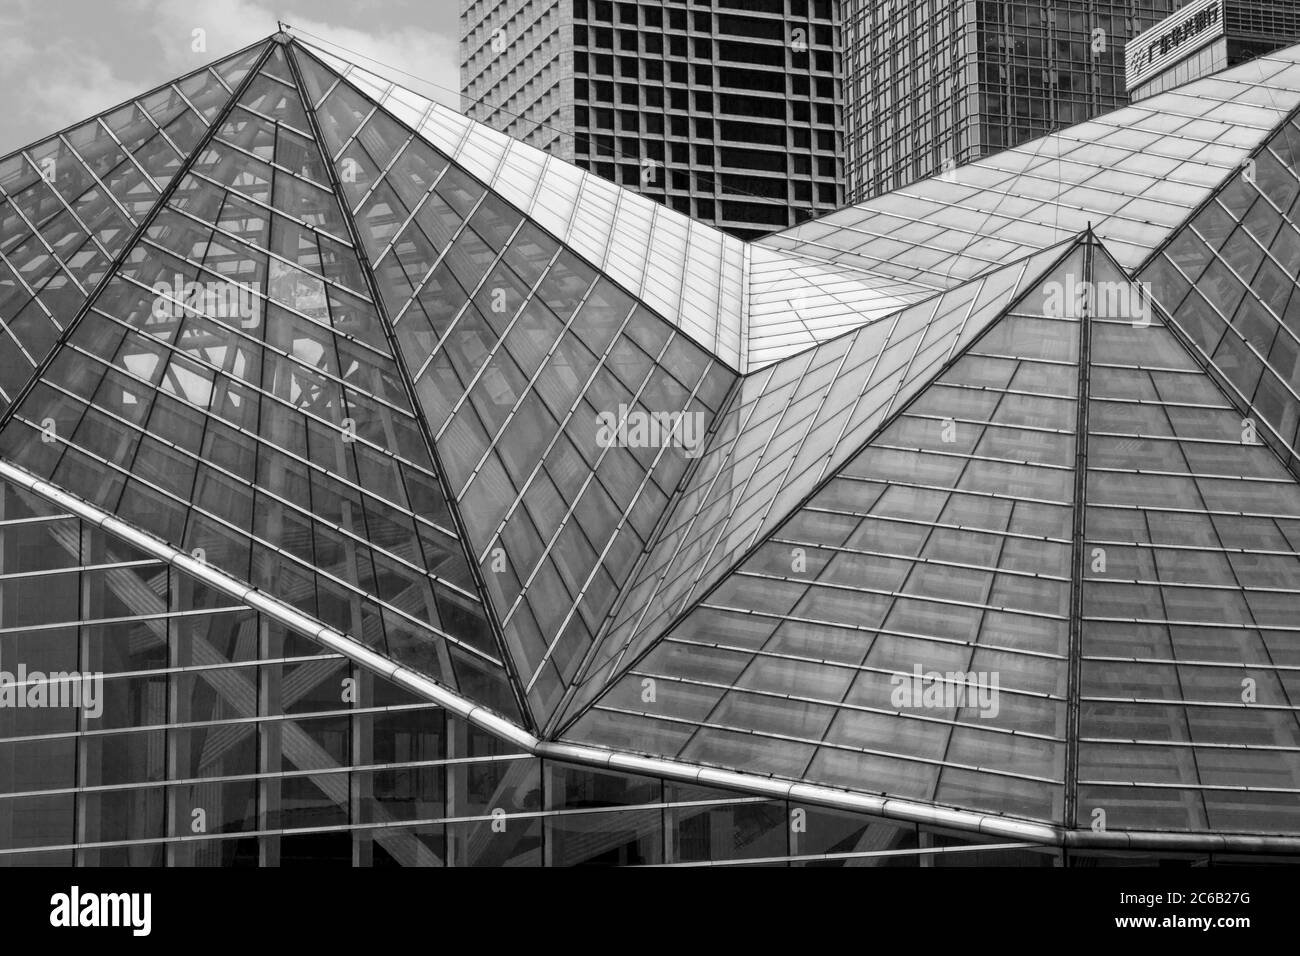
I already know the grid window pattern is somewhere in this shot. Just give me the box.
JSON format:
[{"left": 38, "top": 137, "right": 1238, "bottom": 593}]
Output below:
[
  {"left": 565, "top": 241, "right": 1078, "bottom": 725},
  {"left": 745, "top": 245, "right": 936, "bottom": 368},
  {"left": 0, "top": 478, "right": 1054, "bottom": 866},
  {"left": 772, "top": 48, "right": 1300, "bottom": 290},
  {"left": 564, "top": 245, "right": 1088, "bottom": 824},
  {"left": 0, "top": 45, "right": 523, "bottom": 723},
  {"left": 295, "top": 47, "right": 736, "bottom": 728},
  {"left": 1080, "top": 248, "right": 1300, "bottom": 834},
  {"left": 304, "top": 40, "right": 748, "bottom": 371},
  {"left": 0, "top": 44, "right": 265, "bottom": 414},
  {"left": 6, "top": 31, "right": 1300, "bottom": 859},
  {"left": 461, "top": 0, "right": 844, "bottom": 242},
  {"left": 1139, "top": 108, "right": 1300, "bottom": 478}
]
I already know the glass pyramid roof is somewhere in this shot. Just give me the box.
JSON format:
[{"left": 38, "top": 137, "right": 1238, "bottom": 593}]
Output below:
[
  {"left": 0, "top": 42, "right": 266, "bottom": 413},
  {"left": 2, "top": 31, "right": 1299, "bottom": 846}
]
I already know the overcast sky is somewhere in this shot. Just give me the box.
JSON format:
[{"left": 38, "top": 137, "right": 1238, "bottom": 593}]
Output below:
[{"left": 0, "top": 0, "right": 461, "bottom": 155}]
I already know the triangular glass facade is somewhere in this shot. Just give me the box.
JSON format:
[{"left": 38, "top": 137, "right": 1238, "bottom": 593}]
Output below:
[
  {"left": 2, "top": 32, "right": 1300, "bottom": 865},
  {"left": 1081, "top": 247, "right": 1300, "bottom": 835},
  {"left": 1139, "top": 103, "right": 1300, "bottom": 476},
  {"left": 0, "top": 41, "right": 523, "bottom": 724},
  {"left": 0, "top": 43, "right": 266, "bottom": 413},
  {"left": 293, "top": 47, "right": 735, "bottom": 727},
  {"left": 562, "top": 241, "right": 1088, "bottom": 821},
  {"left": 563, "top": 240, "right": 1078, "bottom": 728}
]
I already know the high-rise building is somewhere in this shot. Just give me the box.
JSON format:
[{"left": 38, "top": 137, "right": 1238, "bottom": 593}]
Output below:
[
  {"left": 459, "top": 0, "right": 844, "bottom": 241},
  {"left": 1127, "top": 0, "right": 1300, "bottom": 100},
  {"left": 844, "top": 0, "right": 1182, "bottom": 202},
  {"left": 2, "top": 30, "right": 1300, "bottom": 866}
]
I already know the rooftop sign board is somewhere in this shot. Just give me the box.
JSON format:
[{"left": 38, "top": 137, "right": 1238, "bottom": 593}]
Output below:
[{"left": 1126, "top": 0, "right": 1225, "bottom": 91}]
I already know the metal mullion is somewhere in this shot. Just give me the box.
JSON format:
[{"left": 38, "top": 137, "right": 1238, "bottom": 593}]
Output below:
[
  {"left": 534, "top": 355, "right": 718, "bottom": 691},
  {"left": 868, "top": 443, "right": 1076, "bottom": 473},
  {"left": 0, "top": 556, "right": 157, "bottom": 581},
  {"left": 76, "top": 307, "right": 424, "bottom": 468},
  {"left": 1090, "top": 537, "right": 1300, "bottom": 558},
  {"left": 660, "top": 842, "right": 1042, "bottom": 868},
  {"left": 20, "top": 374, "right": 469, "bottom": 599},
  {"left": 745, "top": 330, "right": 864, "bottom": 548},
  {"left": 256, "top": 68, "right": 299, "bottom": 95},
  {"left": 629, "top": 663, "right": 1065, "bottom": 732},
  {"left": 592, "top": 701, "right": 1064, "bottom": 786},
  {"left": 595, "top": 365, "right": 778, "bottom": 674},
  {"left": 764, "top": 533, "right": 1072, "bottom": 586},
  {"left": 365, "top": 157, "right": 457, "bottom": 263},
  {"left": 1088, "top": 463, "right": 1299, "bottom": 484},
  {"left": 672, "top": 351, "right": 826, "bottom": 615},
  {"left": 904, "top": 412, "right": 1074, "bottom": 439},
  {"left": 170, "top": 84, "right": 215, "bottom": 129},
  {"left": 833, "top": 470, "right": 1073, "bottom": 509},
  {"left": 442, "top": 264, "right": 593, "bottom": 464},
  {"left": 345, "top": 131, "right": 415, "bottom": 214},
  {"left": 796, "top": 507, "right": 1073, "bottom": 547},
  {"left": 693, "top": 598, "right": 1076, "bottom": 655},
  {"left": 1083, "top": 613, "right": 1300, "bottom": 635},
  {"left": 666, "top": 629, "right": 1066, "bottom": 674},
  {"left": 284, "top": 38, "right": 534, "bottom": 727},
  {"left": 57, "top": 133, "right": 137, "bottom": 224},
  {"left": 1085, "top": 651, "right": 1300, "bottom": 674},
  {"left": 44, "top": 655, "right": 340, "bottom": 692},
  {"left": 210, "top": 130, "right": 349, "bottom": 196},
  {"left": 2, "top": 750, "right": 471, "bottom": 804},
  {"left": 0, "top": 699, "right": 454, "bottom": 750},
  {"left": 143, "top": 95, "right": 197, "bottom": 163},
  {"left": 0, "top": 244, "right": 58, "bottom": 334},
  {"left": 0, "top": 42, "right": 277, "bottom": 442},
  {"left": 32, "top": 414, "right": 498, "bottom": 660},
  {"left": 1087, "top": 389, "right": 1235, "bottom": 410},
  {"left": 469, "top": 295, "right": 636, "bottom": 560},
  {"left": 310, "top": 73, "right": 343, "bottom": 111},
  {"left": 93, "top": 117, "right": 165, "bottom": 195},
  {"left": 0, "top": 181, "right": 93, "bottom": 295},
  {"left": 517, "top": 326, "right": 709, "bottom": 692},
  {"left": 162, "top": 196, "right": 374, "bottom": 304},
  {"left": 415, "top": 227, "right": 554, "bottom": 439},
  {"left": 1186, "top": 218, "right": 1300, "bottom": 362},
  {"left": 1078, "top": 700, "right": 1300, "bottom": 719},
  {"left": 329, "top": 105, "right": 380, "bottom": 165},
  {"left": 186, "top": 169, "right": 355, "bottom": 248},
  {"left": 11, "top": 174, "right": 109, "bottom": 262}
]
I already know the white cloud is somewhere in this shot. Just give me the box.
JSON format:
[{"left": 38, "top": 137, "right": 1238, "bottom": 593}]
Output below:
[
  {"left": 132, "top": 0, "right": 460, "bottom": 108},
  {"left": 0, "top": 29, "right": 141, "bottom": 146},
  {"left": 0, "top": 0, "right": 464, "bottom": 156}
]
